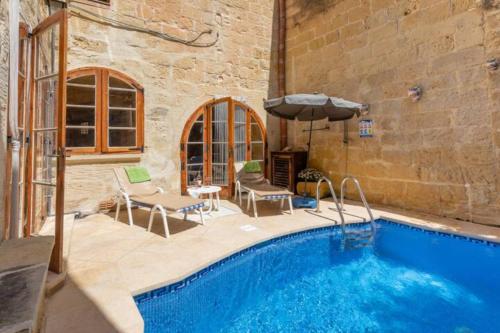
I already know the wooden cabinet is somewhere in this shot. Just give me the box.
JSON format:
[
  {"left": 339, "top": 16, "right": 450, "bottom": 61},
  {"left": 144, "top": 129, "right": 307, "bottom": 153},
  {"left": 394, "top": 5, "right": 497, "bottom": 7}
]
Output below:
[{"left": 271, "top": 151, "right": 308, "bottom": 193}]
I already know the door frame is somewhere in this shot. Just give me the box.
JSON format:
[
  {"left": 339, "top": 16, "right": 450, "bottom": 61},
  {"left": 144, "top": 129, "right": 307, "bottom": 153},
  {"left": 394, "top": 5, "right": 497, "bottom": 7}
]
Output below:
[
  {"left": 25, "top": 9, "right": 68, "bottom": 273},
  {"left": 180, "top": 98, "right": 267, "bottom": 198}
]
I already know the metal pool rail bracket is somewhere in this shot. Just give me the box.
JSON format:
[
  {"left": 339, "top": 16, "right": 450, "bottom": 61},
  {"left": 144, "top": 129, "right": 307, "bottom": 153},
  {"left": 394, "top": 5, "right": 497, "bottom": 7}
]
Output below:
[
  {"left": 316, "top": 176, "right": 376, "bottom": 248},
  {"left": 338, "top": 176, "right": 376, "bottom": 238},
  {"left": 315, "top": 176, "right": 346, "bottom": 235}
]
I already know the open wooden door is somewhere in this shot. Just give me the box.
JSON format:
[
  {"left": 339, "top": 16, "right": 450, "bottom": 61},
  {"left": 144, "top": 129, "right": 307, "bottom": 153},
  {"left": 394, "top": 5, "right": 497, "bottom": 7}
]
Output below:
[{"left": 26, "top": 10, "right": 68, "bottom": 273}]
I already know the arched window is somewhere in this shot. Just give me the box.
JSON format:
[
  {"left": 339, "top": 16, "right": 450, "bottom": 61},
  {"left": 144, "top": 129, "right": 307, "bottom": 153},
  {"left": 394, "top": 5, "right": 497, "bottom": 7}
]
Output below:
[
  {"left": 180, "top": 98, "right": 266, "bottom": 197},
  {"left": 65, "top": 67, "right": 144, "bottom": 154}
]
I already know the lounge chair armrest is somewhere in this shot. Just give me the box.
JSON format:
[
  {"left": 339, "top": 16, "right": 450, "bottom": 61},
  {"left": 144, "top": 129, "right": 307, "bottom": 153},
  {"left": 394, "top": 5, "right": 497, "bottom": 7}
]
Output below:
[
  {"left": 156, "top": 187, "right": 165, "bottom": 193},
  {"left": 120, "top": 190, "right": 130, "bottom": 200}
]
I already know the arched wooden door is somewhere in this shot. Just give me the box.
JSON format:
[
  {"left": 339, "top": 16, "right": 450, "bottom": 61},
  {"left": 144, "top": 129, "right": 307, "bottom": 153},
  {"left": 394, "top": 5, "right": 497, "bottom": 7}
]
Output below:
[{"left": 180, "top": 98, "right": 267, "bottom": 198}]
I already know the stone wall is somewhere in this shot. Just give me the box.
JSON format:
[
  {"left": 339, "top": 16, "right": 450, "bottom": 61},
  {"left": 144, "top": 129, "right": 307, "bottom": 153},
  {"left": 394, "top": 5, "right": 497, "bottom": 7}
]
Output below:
[
  {"left": 286, "top": 0, "right": 500, "bottom": 225},
  {"left": 20, "top": 0, "right": 50, "bottom": 25},
  {"left": 65, "top": 0, "right": 278, "bottom": 211}
]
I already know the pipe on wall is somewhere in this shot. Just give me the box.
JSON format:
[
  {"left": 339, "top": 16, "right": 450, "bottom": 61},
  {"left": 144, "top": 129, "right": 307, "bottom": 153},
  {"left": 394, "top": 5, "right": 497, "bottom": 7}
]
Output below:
[
  {"left": 278, "top": 0, "right": 287, "bottom": 149},
  {"left": 7, "top": 0, "right": 21, "bottom": 240}
]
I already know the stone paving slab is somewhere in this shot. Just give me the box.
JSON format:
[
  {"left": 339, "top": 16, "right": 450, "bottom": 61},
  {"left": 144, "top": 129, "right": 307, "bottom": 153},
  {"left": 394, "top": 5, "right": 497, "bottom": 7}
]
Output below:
[{"left": 0, "top": 236, "right": 54, "bottom": 333}]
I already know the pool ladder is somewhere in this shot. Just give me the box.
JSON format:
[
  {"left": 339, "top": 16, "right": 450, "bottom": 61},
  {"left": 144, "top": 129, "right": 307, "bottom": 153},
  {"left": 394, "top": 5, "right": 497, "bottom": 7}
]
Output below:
[{"left": 315, "top": 176, "right": 376, "bottom": 250}]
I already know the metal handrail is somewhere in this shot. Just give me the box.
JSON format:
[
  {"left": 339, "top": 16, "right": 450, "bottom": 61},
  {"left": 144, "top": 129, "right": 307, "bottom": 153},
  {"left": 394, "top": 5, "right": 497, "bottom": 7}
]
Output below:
[
  {"left": 315, "top": 176, "right": 346, "bottom": 234},
  {"left": 339, "top": 176, "right": 375, "bottom": 236}
]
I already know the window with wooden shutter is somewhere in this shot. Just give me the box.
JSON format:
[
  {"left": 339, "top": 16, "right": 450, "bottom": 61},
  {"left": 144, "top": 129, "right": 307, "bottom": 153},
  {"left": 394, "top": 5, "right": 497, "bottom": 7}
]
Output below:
[{"left": 65, "top": 67, "right": 144, "bottom": 154}]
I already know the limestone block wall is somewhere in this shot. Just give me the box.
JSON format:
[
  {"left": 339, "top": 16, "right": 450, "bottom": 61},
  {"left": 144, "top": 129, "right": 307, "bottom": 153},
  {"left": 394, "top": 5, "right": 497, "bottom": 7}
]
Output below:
[
  {"left": 286, "top": 0, "right": 500, "bottom": 225},
  {"left": 65, "top": 0, "right": 278, "bottom": 211}
]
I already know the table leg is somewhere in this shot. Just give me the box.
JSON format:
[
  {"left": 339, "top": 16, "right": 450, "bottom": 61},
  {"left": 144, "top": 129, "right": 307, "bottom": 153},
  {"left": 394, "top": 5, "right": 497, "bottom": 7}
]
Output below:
[
  {"left": 207, "top": 193, "right": 213, "bottom": 214},
  {"left": 215, "top": 191, "right": 220, "bottom": 211}
]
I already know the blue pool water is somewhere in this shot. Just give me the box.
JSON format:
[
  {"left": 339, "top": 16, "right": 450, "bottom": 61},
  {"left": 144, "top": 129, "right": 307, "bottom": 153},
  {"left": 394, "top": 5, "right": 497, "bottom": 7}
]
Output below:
[{"left": 135, "top": 220, "right": 500, "bottom": 332}]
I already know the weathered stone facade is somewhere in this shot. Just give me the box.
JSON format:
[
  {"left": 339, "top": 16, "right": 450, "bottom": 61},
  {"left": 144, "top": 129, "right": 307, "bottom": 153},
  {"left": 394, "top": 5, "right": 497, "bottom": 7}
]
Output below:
[
  {"left": 65, "top": 0, "right": 279, "bottom": 212},
  {"left": 2, "top": 0, "right": 498, "bottom": 228},
  {"left": 286, "top": 0, "right": 500, "bottom": 225}
]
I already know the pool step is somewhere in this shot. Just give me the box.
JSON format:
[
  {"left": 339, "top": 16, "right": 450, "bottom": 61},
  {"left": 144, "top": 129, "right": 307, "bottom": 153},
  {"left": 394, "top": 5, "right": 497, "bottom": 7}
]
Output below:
[{"left": 343, "top": 229, "right": 373, "bottom": 250}]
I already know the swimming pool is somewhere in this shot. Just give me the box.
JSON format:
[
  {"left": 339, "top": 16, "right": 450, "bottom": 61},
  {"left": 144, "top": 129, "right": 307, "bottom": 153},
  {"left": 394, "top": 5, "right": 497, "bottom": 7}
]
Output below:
[{"left": 135, "top": 219, "right": 500, "bottom": 332}]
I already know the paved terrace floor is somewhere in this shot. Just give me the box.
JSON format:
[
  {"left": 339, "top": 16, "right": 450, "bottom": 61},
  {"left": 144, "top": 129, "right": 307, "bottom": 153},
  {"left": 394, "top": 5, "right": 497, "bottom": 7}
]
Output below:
[{"left": 43, "top": 199, "right": 500, "bottom": 333}]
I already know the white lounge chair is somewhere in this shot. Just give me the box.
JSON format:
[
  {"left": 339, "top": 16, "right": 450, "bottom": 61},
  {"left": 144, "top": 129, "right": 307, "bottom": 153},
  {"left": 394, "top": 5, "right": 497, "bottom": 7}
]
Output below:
[
  {"left": 113, "top": 167, "right": 205, "bottom": 237},
  {"left": 234, "top": 162, "right": 293, "bottom": 218}
]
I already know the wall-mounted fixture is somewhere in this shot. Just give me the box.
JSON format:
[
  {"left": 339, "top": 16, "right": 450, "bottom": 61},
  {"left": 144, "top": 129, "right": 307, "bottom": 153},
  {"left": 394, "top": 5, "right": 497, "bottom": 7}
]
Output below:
[
  {"left": 408, "top": 85, "right": 422, "bottom": 102},
  {"left": 476, "top": 0, "right": 495, "bottom": 10},
  {"left": 359, "top": 104, "right": 370, "bottom": 116},
  {"left": 486, "top": 58, "right": 499, "bottom": 71}
]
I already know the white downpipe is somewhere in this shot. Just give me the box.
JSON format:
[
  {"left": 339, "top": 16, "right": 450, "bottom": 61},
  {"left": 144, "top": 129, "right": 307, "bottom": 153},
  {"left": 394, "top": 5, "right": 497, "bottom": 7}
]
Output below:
[{"left": 8, "top": 0, "right": 21, "bottom": 239}]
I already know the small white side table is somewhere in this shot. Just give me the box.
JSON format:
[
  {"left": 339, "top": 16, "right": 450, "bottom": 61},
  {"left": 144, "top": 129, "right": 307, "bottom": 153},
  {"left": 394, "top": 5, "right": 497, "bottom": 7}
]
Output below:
[{"left": 187, "top": 185, "right": 222, "bottom": 214}]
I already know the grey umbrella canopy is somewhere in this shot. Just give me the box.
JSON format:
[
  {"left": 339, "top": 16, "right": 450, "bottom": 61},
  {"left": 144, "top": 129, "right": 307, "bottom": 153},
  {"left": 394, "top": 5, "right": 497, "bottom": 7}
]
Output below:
[
  {"left": 264, "top": 93, "right": 363, "bottom": 122},
  {"left": 264, "top": 94, "right": 365, "bottom": 172}
]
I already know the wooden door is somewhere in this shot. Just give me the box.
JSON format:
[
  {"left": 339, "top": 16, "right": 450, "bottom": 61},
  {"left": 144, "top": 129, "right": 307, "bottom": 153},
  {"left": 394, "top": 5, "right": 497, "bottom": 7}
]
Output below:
[
  {"left": 208, "top": 98, "right": 233, "bottom": 197},
  {"left": 26, "top": 10, "right": 68, "bottom": 273},
  {"left": 180, "top": 98, "right": 267, "bottom": 198}
]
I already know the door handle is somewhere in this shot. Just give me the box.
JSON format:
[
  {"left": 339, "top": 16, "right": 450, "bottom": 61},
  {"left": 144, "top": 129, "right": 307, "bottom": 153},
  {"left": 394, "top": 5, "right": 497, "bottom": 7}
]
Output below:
[{"left": 49, "top": 148, "right": 72, "bottom": 158}]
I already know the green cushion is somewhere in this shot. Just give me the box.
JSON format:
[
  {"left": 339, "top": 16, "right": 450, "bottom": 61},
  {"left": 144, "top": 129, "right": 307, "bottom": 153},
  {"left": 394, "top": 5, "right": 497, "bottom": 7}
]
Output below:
[
  {"left": 125, "top": 166, "right": 151, "bottom": 183},
  {"left": 244, "top": 160, "right": 262, "bottom": 173}
]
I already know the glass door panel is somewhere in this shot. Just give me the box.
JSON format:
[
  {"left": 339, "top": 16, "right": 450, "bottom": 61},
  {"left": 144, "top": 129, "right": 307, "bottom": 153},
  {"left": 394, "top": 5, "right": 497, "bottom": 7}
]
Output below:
[
  {"left": 234, "top": 105, "right": 246, "bottom": 162},
  {"left": 186, "top": 115, "right": 204, "bottom": 185},
  {"left": 28, "top": 10, "right": 67, "bottom": 273},
  {"left": 251, "top": 116, "right": 264, "bottom": 161},
  {"left": 108, "top": 76, "right": 137, "bottom": 148},
  {"left": 32, "top": 24, "right": 60, "bottom": 231},
  {"left": 66, "top": 75, "right": 96, "bottom": 148},
  {"left": 211, "top": 101, "right": 228, "bottom": 185}
]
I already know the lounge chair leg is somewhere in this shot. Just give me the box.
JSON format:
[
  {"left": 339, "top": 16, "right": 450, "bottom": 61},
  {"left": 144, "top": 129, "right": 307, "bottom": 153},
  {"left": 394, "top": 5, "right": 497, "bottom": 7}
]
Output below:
[
  {"left": 216, "top": 192, "right": 220, "bottom": 211},
  {"left": 199, "top": 209, "right": 205, "bottom": 225},
  {"left": 288, "top": 196, "right": 294, "bottom": 215},
  {"left": 115, "top": 196, "right": 121, "bottom": 221},
  {"left": 252, "top": 192, "right": 258, "bottom": 218},
  {"left": 235, "top": 182, "right": 242, "bottom": 206},
  {"left": 247, "top": 191, "right": 251, "bottom": 211},
  {"left": 148, "top": 208, "right": 156, "bottom": 232},
  {"left": 148, "top": 205, "right": 169, "bottom": 237},
  {"left": 159, "top": 207, "right": 170, "bottom": 238},
  {"left": 126, "top": 199, "right": 134, "bottom": 226}
]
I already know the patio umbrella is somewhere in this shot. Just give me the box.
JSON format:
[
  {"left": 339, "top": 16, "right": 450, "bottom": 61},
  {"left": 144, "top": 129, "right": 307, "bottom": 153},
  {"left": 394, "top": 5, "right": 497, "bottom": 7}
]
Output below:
[{"left": 264, "top": 93, "right": 364, "bottom": 157}]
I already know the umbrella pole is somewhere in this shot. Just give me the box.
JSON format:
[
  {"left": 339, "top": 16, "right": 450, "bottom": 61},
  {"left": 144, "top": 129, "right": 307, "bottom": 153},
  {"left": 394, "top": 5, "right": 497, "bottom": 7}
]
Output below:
[
  {"left": 307, "top": 119, "right": 313, "bottom": 163},
  {"left": 302, "top": 117, "right": 314, "bottom": 198}
]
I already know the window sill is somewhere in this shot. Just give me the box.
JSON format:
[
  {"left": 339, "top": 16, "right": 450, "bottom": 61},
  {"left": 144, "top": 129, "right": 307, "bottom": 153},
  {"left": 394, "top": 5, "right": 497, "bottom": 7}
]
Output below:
[{"left": 67, "top": 153, "right": 142, "bottom": 166}]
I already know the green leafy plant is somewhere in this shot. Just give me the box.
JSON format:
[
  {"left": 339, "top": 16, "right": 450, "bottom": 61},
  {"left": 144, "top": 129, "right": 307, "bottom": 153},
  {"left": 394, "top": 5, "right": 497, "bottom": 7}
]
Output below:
[{"left": 298, "top": 168, "right": 323, "bottom": 182}]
